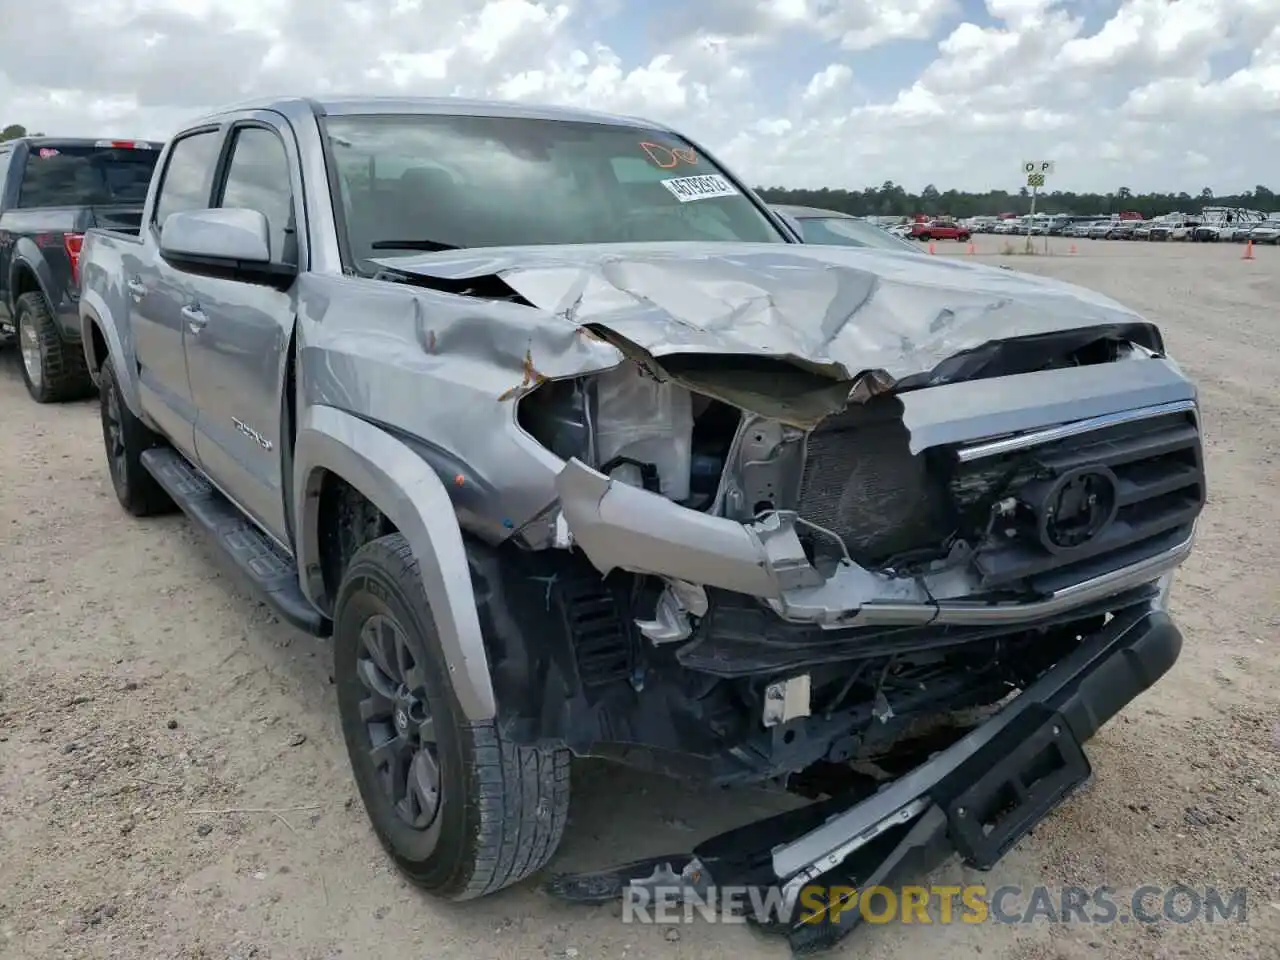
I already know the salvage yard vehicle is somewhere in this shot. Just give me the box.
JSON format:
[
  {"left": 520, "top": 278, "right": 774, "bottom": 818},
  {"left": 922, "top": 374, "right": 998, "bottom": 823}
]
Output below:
[
  {"left": 78, "top": 96, "right": 1204, "bottom": 953},
  {"left": 1108, "top": 220, "right": 1141, "bottom": 240},
  {"left": 1087, "top": 219, "right": 1117, "bottom": 239},
  {"left": 0, "top": 136, "right": 161, "bottom": 402},
  {"left": 1247, "top": 219, "right": 1280, "bottom": 244},
  {"left": 1150, "top": 217, "right": 1198, "bottom": 241},
  {"left": 909, "top": 219, "right": 970, "bottom": 242}
]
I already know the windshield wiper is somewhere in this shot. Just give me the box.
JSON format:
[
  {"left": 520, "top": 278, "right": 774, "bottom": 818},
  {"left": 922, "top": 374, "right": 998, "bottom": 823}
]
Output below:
[{"left": 370, "top": 238, "right": 461, "bottom": 251}]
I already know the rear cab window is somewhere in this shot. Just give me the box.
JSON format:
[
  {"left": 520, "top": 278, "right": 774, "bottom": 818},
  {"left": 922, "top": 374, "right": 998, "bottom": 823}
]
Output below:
[
  {"left": 321, "top": 113, "right": 785, "bottom": 271},
  {"left": 15, "top": 142, "right": 160, "bottom": 208}
]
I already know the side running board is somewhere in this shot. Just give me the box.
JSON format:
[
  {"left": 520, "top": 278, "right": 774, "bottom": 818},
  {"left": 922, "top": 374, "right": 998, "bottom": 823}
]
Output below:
[{"left": 140, "top": 447, "right": 331, "bottom": 637}]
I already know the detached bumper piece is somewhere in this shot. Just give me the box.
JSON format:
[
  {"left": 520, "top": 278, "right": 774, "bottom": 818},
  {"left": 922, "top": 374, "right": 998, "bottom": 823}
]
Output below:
[{"left": 542, "top": 608, "right": 1181, "bottom": 955}]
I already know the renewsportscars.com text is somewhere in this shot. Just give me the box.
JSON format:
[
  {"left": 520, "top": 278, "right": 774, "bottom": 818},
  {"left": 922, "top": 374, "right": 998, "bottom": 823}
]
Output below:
[{"left": 622, "top": 884, "right": 1249, "bottom": 926}]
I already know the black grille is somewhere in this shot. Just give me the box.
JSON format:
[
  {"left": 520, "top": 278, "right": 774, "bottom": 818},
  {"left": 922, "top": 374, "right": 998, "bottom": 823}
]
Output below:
[
  {"left": 954, "top": 408, "right": 1205, "bottom": 590},
  {"left": 795, "top": 403, "right": 1204, "bottom": 590}
]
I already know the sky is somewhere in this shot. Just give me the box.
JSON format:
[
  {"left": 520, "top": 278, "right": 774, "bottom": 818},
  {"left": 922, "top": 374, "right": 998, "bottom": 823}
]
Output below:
[{"left": 0, "top": 0, "right": 1276, "bottom": 194}]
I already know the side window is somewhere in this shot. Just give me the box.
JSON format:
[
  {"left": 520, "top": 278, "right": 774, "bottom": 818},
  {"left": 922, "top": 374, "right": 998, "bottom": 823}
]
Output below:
[
  {"left": 0, "top": 150, "right": 11, "bottom": 206},
  {"left": 153, "top": 131, "right": 221, "bottom": 229},
  {"left": 218, "top": 127, "right": 295, "bottom": 265}
]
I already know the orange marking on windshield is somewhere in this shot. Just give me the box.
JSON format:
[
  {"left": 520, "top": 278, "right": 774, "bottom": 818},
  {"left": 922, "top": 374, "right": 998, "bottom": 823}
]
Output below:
[{"left": 639, "top": 142, "right": 698, "bottom": 168}]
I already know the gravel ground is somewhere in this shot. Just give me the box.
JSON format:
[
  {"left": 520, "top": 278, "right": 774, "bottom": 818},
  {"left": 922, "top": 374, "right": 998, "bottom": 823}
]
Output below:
[{"left": 1, "top": 237, "right": 1277, "bottom": 960}]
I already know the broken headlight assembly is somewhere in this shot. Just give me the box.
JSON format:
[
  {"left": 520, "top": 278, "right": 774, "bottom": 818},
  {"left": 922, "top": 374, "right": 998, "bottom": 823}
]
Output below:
[{"left": 516, "top": 361, "right": 741, "bottom": 513}]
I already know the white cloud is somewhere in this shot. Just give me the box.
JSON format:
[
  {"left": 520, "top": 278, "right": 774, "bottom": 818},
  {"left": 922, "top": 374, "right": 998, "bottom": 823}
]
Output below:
[
  {"left": 802, "top": 64, "right": 855, "bottom": 101},
  {"left": 1, "top": 0, "right": 1277, "bottom": 193}
]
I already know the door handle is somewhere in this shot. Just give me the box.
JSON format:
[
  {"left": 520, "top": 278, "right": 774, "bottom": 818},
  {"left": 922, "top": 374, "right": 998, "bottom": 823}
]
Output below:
[
  {"left": 127, "top": 277, "right": 147, "bottom": 302},
  {"left": 181, "top": 304, "right": 208, "bottom": 334}
]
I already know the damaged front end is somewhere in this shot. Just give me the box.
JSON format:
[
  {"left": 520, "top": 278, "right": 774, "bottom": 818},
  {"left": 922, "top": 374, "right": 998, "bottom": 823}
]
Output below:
[
  {"left": 369, "top": 242, "right": 1204, "bottom": 953},
  {"left": 499, "top": 311, "right": 1203, "bottom": 772},
  {"left": 507, "top": 343, "right": 1200, "bottom": 952}
]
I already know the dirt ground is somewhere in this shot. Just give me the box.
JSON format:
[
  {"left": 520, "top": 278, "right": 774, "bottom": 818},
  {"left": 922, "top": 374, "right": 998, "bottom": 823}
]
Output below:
[{"left": 1, "top": 236, "right": 1278, "bottom": 960}]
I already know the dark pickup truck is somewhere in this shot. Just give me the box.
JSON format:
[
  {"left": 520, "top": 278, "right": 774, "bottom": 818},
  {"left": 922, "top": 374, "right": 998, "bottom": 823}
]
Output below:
[{"left": 0, "top": 137, "right": 161, "bottom": 402}]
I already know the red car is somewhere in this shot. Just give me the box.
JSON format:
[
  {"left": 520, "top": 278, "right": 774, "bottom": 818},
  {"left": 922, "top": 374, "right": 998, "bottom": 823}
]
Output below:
[{"left": 910, "top": 220, "right": 970, "bottom": 241}]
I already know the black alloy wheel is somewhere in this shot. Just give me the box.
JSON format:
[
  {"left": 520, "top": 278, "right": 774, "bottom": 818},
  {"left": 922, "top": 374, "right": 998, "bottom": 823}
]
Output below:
[{"left": 354, "top": 612, "right": 443, "bottom": 834}]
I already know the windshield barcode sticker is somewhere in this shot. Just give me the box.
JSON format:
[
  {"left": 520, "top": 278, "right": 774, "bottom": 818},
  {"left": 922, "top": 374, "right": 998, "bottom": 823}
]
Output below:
[{"left": 659, "top": 174, "right": 739, "bottom": 202}]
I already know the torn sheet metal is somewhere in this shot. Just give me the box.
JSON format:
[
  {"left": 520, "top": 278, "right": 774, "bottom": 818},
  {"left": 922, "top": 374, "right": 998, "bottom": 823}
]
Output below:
[
  {"left": 299, "top": 241, "right": 1167, "bottom": 548},
  {"left": 371, "top": 241, "right": 1157, "bottom": 426}
]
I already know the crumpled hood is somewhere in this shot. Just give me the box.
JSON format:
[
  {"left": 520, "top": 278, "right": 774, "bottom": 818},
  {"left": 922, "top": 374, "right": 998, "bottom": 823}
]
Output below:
[{"left": 372, "top": 241, "right": 1157, "bottom": 424}]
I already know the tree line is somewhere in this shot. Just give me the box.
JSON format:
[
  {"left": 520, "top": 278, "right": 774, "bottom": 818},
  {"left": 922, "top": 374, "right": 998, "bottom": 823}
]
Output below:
[{"left": 756, "top": 182, "right": 1278, "bottom": 220}]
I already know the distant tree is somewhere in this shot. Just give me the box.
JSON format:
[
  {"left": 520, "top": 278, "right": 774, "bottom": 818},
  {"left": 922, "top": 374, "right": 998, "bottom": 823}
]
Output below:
[
  {"left": 1200, "top": 187, "right": 1214, "bottom": 200},
  {"left": 920, "top": 183, "right": 940, "bottom": 213},
  {"left": 1, "top": 123, "right": 28, "bottom": 142}
]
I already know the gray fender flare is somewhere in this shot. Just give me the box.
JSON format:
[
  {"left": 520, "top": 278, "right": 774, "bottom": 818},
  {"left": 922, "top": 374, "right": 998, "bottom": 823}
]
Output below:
[
  {"left": 292, "top": 404, "right": 496, "bottom": 721},
  {"left": 78, "top": 293, "right": 142, "bottom": 413}
]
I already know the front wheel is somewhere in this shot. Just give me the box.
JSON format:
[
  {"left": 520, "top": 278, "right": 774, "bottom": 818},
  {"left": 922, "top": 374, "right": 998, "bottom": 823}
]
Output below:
[
  {"left": 918, "top": 233, "right": 931, "bottom": 242},
  {"left": 334, "top": 533, "right": 570, "bottom": 900}
]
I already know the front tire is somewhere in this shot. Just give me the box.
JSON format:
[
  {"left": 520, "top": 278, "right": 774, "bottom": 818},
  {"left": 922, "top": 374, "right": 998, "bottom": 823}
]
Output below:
[
  {"left": 98, "top": 359, "right": 174, "bottom": 516},
  {"left": 334, "top": 533, "right": 570, "bottom": 900},
  {"left": 15, "top": 292, "right": 93, "bottom": 403}
]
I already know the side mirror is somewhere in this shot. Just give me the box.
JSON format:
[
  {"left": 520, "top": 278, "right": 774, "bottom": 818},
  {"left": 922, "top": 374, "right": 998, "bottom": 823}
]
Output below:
[{"left": 159, "top": 208, "right": 294, "bottom": 286}]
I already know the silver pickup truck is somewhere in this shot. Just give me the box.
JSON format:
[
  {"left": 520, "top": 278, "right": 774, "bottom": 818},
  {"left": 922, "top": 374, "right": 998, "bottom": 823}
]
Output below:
[{"left": 78, "top": 96, "right": 1204, "bottom": 948}]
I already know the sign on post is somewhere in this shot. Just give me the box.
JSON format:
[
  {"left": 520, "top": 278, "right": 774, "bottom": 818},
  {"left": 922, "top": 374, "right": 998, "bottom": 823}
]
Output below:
[
  {"left": 1022, "top": 160, "right": 1054, "bottom": 189},
  {"left": 1020, "top": 162, "right": 1054, "bottom": 251}
]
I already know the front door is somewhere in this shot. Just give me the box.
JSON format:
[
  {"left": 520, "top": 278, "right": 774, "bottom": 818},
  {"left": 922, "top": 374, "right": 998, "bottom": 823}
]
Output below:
[
  {"left": 131, "top": 127, "right": 224, "bottom": 459},
  {"left": 185, "top": 116, "right": 303, "bottom": 545}
]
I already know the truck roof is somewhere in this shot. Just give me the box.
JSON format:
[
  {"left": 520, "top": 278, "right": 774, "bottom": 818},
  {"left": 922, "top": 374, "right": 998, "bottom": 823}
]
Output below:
[
  {"left": 0, "top": 136, "right": 162, "bottom": 149},
  {"left": 184, "top": 95, "right": 669, "bottom": 133}
]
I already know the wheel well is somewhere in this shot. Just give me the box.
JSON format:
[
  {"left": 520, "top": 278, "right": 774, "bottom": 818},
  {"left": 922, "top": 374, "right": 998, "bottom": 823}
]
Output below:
[
  {"left": 316, "top": 472, "right": 397, "bottom": 609},
  {"left": 86, "top": 320, "right": 109, "bottom": 371},
  {"left": 13, "top": 265, "right": 40, "bottom": 300}
]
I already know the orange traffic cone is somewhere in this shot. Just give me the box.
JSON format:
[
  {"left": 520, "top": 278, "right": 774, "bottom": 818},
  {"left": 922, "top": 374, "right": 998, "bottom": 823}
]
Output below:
[
  {"left": 1243, "top": 240, "right": 1255, "bottom": 260},
  {"left": 928, "top": 242, "right": 937, "bottom": 255},
  {"left": 966, "top": 241, "right": 976, "bottom": 255},
  {"left": 1069, "top": 243, "right": 1077, "bottom": 255}
]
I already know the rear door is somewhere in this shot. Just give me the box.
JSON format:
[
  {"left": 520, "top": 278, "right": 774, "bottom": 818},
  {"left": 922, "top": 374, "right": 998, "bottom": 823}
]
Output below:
[
  {"left": 184, "top": 113, "right": 303, "bottom": 545},
  {"left": 131, "top": 127, "right": 224, "bottom": 459}
]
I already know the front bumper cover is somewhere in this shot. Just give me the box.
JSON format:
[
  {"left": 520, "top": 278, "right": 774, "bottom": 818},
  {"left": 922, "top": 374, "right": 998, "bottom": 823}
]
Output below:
[
  {"left": 544, "top": 605, "right": 1182, "bottom": 954},
  {"left": 556, "top": 452, "right": 1196, "bottom": 629}
]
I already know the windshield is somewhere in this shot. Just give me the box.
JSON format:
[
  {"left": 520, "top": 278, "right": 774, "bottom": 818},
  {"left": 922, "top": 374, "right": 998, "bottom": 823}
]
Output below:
[
  {"left": 323, "top": 114, "right": 785, "bottom": 268},
  {"left": 794, "top": 216, "right": 920, "bottom": 253},
  {"left": 16, "top": 145, "right": 159, "bottom": 208}
]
